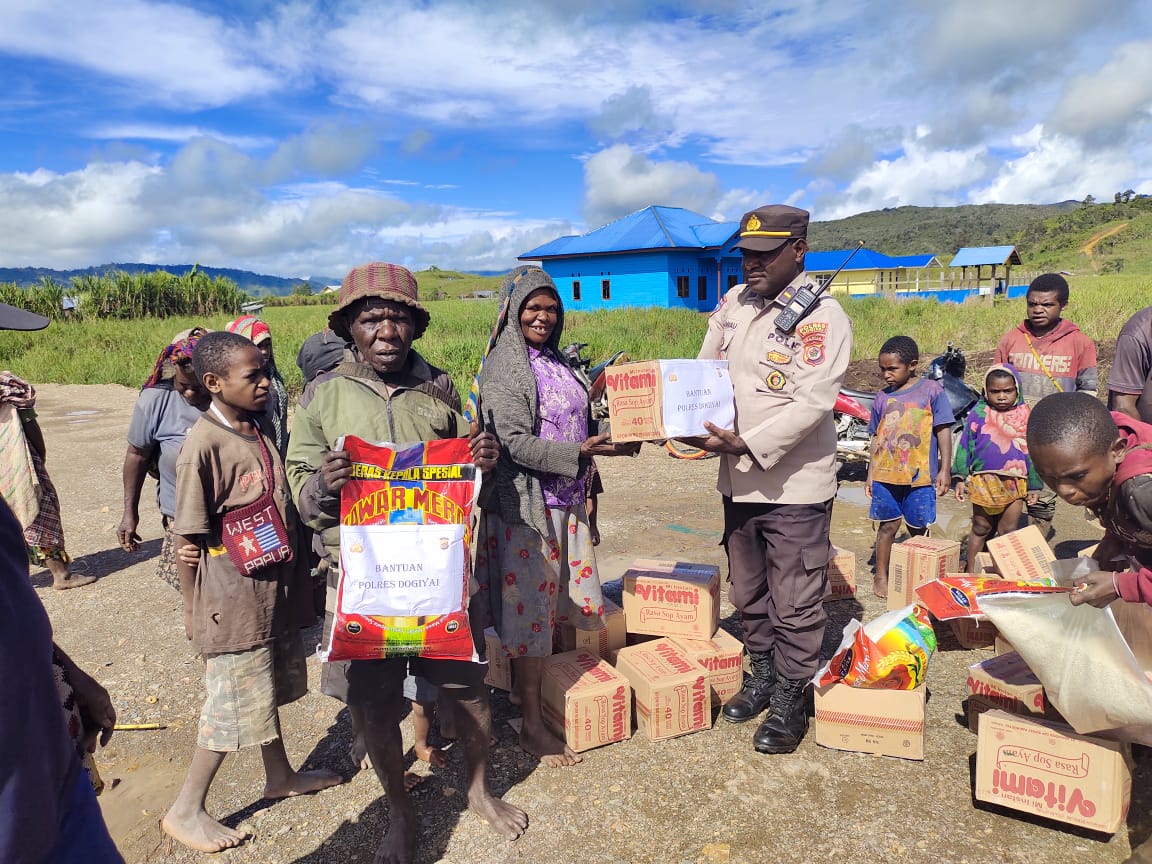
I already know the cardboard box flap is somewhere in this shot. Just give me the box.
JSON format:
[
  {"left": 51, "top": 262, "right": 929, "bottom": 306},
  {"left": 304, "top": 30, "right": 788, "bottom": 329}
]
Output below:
[
  {"left": 987, "top": 526, "right": 1056, "bottom": 584},
  {"left": 625, "top": 559, "right": 721, "bottom": 586}
]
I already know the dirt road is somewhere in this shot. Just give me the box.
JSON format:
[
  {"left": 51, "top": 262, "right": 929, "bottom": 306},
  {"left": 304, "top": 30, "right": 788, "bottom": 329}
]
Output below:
[{"left": 30, "top": 384, "right": 1149, "bottom": 864}]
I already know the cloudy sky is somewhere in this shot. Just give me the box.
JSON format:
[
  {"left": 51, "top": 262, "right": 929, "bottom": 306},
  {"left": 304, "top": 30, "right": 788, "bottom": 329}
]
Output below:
[{"left": 2, "top": 0, "right": 1151, "bottom": 278}]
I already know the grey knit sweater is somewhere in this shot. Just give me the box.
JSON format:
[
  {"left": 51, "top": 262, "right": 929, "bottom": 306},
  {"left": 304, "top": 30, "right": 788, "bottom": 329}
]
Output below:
[{"left": 478, "top": 267, "right": 588, "bottom": 538}]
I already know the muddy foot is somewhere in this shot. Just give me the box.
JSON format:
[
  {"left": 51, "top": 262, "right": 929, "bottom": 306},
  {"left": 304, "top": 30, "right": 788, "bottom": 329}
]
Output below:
[
  {"left": 263, "top": 768, "right": 343, "bottom": 799},
  {"left": 403, "top": 772, "right": 426, "bottom": 793},
  {"left": 469, "top": 789, "right": 528, "bottom": 840},
  {"left": 519, "top": 725, "right": 581, "bottom": 767},
  {"left": 161, "top": 809, "right": 246, "bottom": 853},
  {"left": 53, "top": 572, "right": 98, "bottom": 590}
]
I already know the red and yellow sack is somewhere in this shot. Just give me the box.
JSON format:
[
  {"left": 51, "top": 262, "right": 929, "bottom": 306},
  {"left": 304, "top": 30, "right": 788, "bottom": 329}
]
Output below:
[{"left": 325, "top": 436, "right": 481, "bottom": 663}]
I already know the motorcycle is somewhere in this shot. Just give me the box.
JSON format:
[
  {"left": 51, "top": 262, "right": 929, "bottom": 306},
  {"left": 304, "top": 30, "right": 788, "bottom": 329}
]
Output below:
[
  {"left": 835, "top": 343, "right": 980, "bottom": 465},
  {"left": 560, "top": 342, "right": 629, "bottom": 420}
]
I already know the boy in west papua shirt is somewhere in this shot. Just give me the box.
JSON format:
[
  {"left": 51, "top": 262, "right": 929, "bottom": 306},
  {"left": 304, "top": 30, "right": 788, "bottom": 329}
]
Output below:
[{"left": 994, "top": 273, "right": 1098, "bottom": 537}]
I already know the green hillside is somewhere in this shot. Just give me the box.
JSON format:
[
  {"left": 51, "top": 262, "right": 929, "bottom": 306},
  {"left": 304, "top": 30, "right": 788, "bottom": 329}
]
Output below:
[
  {"left": 808, "top": 202, "right": 1078, "bottom": 256},
  {"left": 1013, "top": 194, "right": 1152, "bottom": 275}
]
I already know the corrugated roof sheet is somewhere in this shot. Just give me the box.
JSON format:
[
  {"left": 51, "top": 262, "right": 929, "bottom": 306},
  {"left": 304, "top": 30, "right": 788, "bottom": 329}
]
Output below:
[
  {"left": 886, "top": 254, "right": 941, "bottom": 268},
  {"left": 805, "top": 249, "right": 896, "bottom": 272},
  {"left": 949, "top": 246, "right": 1022, "bottom": 267},
  {"left": 519, "top": 206, "right": 738, "bottom": 259}
]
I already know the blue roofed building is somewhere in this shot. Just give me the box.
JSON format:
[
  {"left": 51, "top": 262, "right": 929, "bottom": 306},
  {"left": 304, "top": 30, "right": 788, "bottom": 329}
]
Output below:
[
  {"left": 518, "top": 206, "right": 741, "bottom": 311},
  {"left": 518, "top": 205, "right": 957, "bottom": 308}
]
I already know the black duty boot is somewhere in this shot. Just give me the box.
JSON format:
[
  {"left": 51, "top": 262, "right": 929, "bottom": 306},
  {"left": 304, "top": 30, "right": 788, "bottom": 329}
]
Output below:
[
  {"left": 721, "top": 650, "right": 776, "bottom": 723},
  {"left": 753, "top": 676, "right": 810, "bottom": 754}
]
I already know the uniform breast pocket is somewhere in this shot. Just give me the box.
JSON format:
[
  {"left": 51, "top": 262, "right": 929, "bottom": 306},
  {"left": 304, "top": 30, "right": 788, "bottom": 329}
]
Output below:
[{"left": 755, "top": 362, "right": 796, "bottom": 397}]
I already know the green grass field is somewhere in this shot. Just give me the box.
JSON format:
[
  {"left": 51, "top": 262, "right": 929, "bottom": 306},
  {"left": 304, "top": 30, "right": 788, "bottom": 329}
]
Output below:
[{"left": 1, "top": 273, "right": 1147, "bottom": 400}]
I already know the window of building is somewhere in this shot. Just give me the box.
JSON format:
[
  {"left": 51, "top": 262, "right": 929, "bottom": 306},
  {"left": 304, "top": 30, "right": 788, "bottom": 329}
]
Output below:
[
  {"left": 727, "top": 274, "right": 739, "bottom": 290},
  {"left": 676, "top": 275, "right": 689, "bottom": 298},
  {"left": 601, "top": 279, "right": 611, "bottom": 300},
  {"left": 572, "top": 280, "right": 581, "bottom": 301},
  {"left": 698, "top": 275, "right": 708, "bottom": 301}
]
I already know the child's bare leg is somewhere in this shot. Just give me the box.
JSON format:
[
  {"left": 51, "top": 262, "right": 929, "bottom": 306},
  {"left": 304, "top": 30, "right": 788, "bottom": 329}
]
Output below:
[
  {"left": 261, "top": 736, "right": 342, "bottom": 799},
  {"left": 411, "top": 700, "right": 447, "bottom": 768},
  {"left": 436, "top": 686, "right": 457, "bottom": 739},
  {"left": 873, "top": 518, "right": 901, "bottom": 598},
  {"left": 162, "top": 747, "right": 246, "bottom": 853},
  {"left": 997, "top": 499, "right": 1025, "bottom": 538},
  {"left": 968, "top": 506, "right": 996, "bottom": 563}
]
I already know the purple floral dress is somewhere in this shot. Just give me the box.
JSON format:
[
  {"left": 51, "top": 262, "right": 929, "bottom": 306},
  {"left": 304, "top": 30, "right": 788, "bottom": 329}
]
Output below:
[{"left": 476, "top": 347, "right": 604, "bottom": 659}]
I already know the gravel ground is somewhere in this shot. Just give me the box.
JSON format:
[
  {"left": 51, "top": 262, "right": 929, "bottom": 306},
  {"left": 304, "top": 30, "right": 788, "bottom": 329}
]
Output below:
[{"left": 29, "top": 383, "right": 1150, "bottom": 864}]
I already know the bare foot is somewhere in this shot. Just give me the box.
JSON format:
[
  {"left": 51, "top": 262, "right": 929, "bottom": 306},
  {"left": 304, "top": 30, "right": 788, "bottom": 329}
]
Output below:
[
  {"left": 519, "top": 724, "right": 582, "bottom": 767},
  {"left": 49, "top": 559, "right": 97, "bottom": 590},
  {"left": 360, "top": 752, "right": 373, "bottom": 771},
  {"left": 872, "top": 574, "right": 888, "bottom": 599},
  {"left": 263, "top": 768, "right": 343, "bottom": 799},
  {"left": 413, "top": 742, "right": 448, "bottom": 768},
  {"left": 373, "top": 798, "right": 416, "bottom": 864},
  {"left": 161, "top": 809, "right": 246, "bottom": 853},
  {"left": 468, "top": 789, "right": 528, "bottom": 840}
]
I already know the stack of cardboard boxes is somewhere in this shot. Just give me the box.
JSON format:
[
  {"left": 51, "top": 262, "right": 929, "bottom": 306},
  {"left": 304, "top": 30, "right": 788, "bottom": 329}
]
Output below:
[{"left": 508, "top": 558, "right": 741, "bottom": 754}]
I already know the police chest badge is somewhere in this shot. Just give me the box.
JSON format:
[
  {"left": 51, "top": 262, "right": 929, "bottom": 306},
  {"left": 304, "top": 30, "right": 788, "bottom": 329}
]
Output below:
[
  {"left": 766, "top": 350, "right": 791, "bottom": 365},
  {"left": 765, "top": 370, "right": 787, "bottom": 391},
  {"left": 796, "top": 321, "right": 828, "bottom": 366}
]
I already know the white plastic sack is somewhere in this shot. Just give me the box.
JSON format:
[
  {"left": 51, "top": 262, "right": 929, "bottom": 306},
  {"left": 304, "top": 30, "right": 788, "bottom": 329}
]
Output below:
[
  {"left": 979, "top": 592, "right": 1152, "bottom": 744},
  {"left": 338, "top": 523, "right": 466, "bottom": 618}
]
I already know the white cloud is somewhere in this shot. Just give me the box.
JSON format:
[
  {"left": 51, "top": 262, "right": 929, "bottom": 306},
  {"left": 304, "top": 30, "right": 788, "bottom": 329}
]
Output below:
[
  {"left": 1049, "top": 40, "right": 1152, "bottom": 142},
  {"left": 0, "top": 0, "right": 282, "bottom": 107},
  {"left": 968, "top": 131, "right": 1143, "bottom": 204},
  {"left": 87, "top": 124, "right": 275, "bottom": 149},
  {"left": 816, "top": 135, "right": 994, "bottom": 220},
  {"left": 582, "top": 145, "right": 721, "bottom": 227}
]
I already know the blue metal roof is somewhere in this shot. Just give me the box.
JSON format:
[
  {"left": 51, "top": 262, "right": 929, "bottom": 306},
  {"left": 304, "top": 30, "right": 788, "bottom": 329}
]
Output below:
[
  {"left": 519, "top": 206, "right": 738, "bottom": 259},
  {"left": 886, "top": 254, "right": 941, "bottom": 268},
  {"left": 950, "top": 246, "right": 1022, "bottom": 267},
  {"left": 804, "top": 248, "right": 897, "bottom": 272}
]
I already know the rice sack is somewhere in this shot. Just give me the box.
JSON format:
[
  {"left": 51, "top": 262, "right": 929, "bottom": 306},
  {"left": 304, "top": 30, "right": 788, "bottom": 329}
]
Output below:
[{"left": 326, "top": 436, "right": 481, "bottom": 663}]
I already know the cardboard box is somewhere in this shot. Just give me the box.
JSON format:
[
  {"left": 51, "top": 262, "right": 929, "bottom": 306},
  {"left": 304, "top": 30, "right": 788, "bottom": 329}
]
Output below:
[
  {"left": 622, "top": 559, "right": 721, "bottom": 640},
  {"left": 483, "top": 627, "right": 511, "bottom": 691},
  {"left": 605, "top": 359, "right": 734, "bottom": 443},
  {"left": 558, "top": 597, "right": 626, "bottom": 659},
  {"left": 614, "top": 638, "right": 710, "bottom": 740},
  {"left": 966, "top": 651, "right": 1057, "bottom": 731},
  {"left": 994, "top": 634, "right": 1015, "bottom": 656},
  {"left": 541, "top": 650, "right": 632, "bottom": 753},
  {"left": 888, "top": 537, "right": 961, "bottom": 611},
  {"left": 975, "top": 551, "right": 999, "bottom": 574},
  {"left": 671, "top": 628, "right": 744, "bottom": 707},
  {"left": 823, "top": 546, "right": 857, "bottom": 601},
  {"left": 987, "top": 526, "right": 1056, "bottom": 584},
  {"left": 950, "top": 617, "right": 999, "bottom": 650},
  {"left": 975, "top": 710, "right": 1132, "bottom": 833},
  {"left": 814, "top": 682, "right": 926, "bottom": 760}
]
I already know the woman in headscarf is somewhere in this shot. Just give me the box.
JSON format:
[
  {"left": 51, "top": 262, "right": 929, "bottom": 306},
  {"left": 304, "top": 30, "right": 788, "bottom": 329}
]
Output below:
[
  {"left": 476, "top": 266, "right": 638, "bottom": 767},
  {"left": 0, "top": 372, "right": 95, "bottom": 589},
  {"left": 225, "top": 315, "right": 289, "bottom": 456},
  {"left": 117, "top": 328, "right": 210, "bottom": 589}
]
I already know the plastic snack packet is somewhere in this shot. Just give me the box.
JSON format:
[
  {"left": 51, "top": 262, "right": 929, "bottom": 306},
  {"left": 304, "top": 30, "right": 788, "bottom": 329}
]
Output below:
[{"left": 814, "top": 604, "right": 937, "bottom": 690}]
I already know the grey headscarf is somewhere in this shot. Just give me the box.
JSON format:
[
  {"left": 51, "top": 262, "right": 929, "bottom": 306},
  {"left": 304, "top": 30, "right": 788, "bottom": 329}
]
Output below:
[{"left": 478, "top": 267, "right": 586, "bottom": 536}]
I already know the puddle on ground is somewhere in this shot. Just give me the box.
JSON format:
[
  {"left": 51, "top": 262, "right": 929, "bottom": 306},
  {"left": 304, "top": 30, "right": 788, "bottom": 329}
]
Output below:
[
  {"left": 836, "top": 485, "right": 869, "bottom": 508},
  {"left": 65, "top": 410, "right": 98, "bottom": 416},
  {"left": 67, "top": 419, "right": 93, "bottom": 425}
]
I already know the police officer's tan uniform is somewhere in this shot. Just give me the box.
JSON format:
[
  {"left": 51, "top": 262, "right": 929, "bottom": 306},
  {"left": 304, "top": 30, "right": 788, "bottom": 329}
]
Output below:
[{"left": 699, "top": 272, "right": 851, "bottom": 681}]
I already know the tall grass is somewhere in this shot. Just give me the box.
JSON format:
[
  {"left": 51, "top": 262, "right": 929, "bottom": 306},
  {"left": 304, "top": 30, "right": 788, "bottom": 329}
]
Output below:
[
  {"left": 0, "top": 273, "right": 1147, "bottom": 400},
  {"left": 0, "top": 268, "right": 248, "bottom": 320}
]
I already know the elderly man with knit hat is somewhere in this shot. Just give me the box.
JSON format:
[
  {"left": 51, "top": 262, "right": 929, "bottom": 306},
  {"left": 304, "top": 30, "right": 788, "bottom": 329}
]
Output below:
[
  {"left": 286, "top": 263, "right": 528, "bottom": 861},
  {"left": 690, "top": 205, "right": 853, "bottom": 755}
]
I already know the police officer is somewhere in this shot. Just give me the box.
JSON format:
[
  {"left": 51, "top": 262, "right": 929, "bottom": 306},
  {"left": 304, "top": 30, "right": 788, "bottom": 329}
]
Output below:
[{"left": 691, "top": 204, "right": 852, "bottom": 754}]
